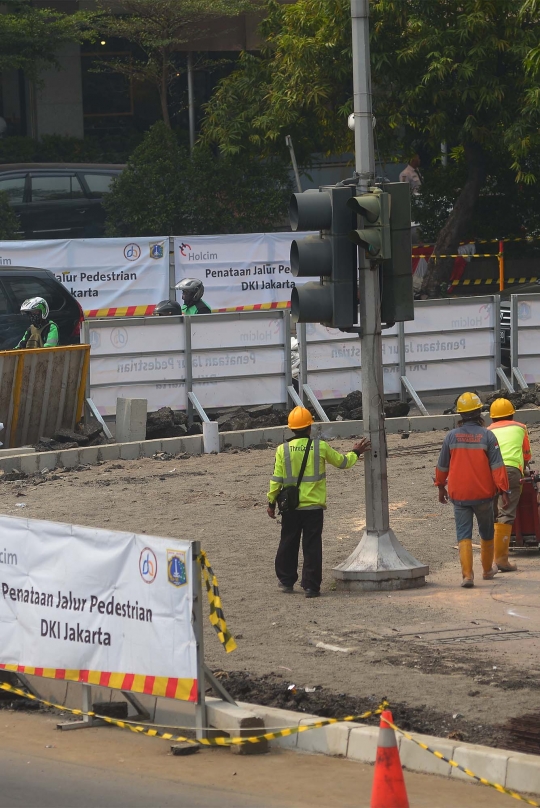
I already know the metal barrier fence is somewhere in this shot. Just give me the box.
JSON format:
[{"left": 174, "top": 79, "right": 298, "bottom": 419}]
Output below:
[
  {"left": 0, "top": 345, "right": 89, "bottom": 448},
  {"left": 511, "top": 292, "right": 540, "bottom": 388},
  {"left": 297, "top": 296, "right": 500, "bottom": 414},
  {"left": 81, "top": 310, "right": 293, "bottom": 416}
]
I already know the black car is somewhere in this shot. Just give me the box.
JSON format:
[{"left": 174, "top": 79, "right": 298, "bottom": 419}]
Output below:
[
  {"left": 0, "top": 164, "right": 124, "bottom": 239},
  {"left": 0, "top": 267, "right": 84, "bottom": 350}
]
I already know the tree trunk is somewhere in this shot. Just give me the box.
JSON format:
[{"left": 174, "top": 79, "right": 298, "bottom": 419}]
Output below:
[
  {"left": 159, "top": 60, "right": 171, "bottom": 128},
  {"left": 420, "top": 143, "right": 486, "bottom": 298}
]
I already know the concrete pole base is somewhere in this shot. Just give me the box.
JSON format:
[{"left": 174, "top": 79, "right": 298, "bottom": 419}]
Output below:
[{"left": 333, "top": 528, "right": 429, "bottom": 591}]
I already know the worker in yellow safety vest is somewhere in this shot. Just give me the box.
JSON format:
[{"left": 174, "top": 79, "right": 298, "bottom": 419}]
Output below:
[
  {"left": 488, "top": 398, "right": 532, "bottom": 572},
  {"left": 267, "top": 406, "right": 370, "bottom": 598}
]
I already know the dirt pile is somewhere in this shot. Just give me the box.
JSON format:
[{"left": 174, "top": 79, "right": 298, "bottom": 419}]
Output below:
[
  {"left": 33, "top": 423, "right": 106, "bottom": 453},
  {"left": 444, "top": 385, "right": 540, "bottom": 414},
  {"left": 324, "top": 391, "right": 410, "bottom": 421}
]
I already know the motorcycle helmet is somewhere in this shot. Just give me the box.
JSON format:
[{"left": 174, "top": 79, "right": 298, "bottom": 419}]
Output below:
[{"left": 175, "top": 278, "right": 204, "bottom": 307}]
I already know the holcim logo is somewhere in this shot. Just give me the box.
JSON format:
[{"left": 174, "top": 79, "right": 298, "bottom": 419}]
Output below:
[{"left": 178, "top": 242, "right": 218, "bottom": 261}]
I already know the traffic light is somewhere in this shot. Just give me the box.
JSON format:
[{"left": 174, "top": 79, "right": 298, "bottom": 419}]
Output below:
[
  {"left": 380, "top": 182, "right": 414, "bottom": 323},
  {"left": 347, "top": 188, "right": 391, "bottom": 260},
  {"left": 289, "top": 186, "right": 358, "bottom": 329},
  {"left": 347, "top": 182, "right": 413, "bottom": 323}
]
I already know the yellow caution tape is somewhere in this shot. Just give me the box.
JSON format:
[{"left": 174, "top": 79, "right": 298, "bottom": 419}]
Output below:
[
  {"left": 383, "top": 715, "right": 540, "bottom": 807},
  {"left": 0, "top": 681, "right": 386, "bottom": 746},
  {"left": 414, "top": 253, "right": 500, "bottom": 259},
  {"left": 418, "top": 236, "right": 540, "bottom": 247},
  {"left": 198, "top": 551, "right": 237, "bottom": 654},
  {"left": 451, "top": 277, "right": 537, "bottom": 286}
]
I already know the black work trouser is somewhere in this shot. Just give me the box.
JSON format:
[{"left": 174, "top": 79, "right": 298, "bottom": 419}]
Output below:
[{"left": 275, "top": 508, "right": 324, "bottom": 592}]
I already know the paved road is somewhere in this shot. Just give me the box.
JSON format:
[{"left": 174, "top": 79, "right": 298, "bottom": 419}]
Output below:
[{"left": 0, "top": 711, "right": 520, "bottom": 808}]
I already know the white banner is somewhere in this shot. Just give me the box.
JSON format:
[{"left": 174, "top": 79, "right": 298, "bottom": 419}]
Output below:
[
  {"left": 0, "top": 238, "right": 169, "bottom": 316},
  {"left": 0, "top": 515, "right": 197, "bottom": 701},
  {"left": 516, "top": 295, "right": 540, "bottom": 382},
  {"left": 174, "top": 232, "right": 312, "bottom": 312}
]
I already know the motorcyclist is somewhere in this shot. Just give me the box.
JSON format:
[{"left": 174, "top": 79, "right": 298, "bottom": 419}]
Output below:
[
  {"left": 175, "top": 278, "right": 211, "bottom": 315},
  {"left": 16, "top": 297, "right": 59, "bottom": 349}
]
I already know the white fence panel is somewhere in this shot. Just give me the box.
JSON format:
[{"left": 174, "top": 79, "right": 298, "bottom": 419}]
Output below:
[{"left": 512, "top": 293, "right": 540, "bottom": 383}]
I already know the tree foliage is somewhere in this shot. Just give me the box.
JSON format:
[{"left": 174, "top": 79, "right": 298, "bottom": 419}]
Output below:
[
  {"left": 0, "top": 0, "right": 92, "bottom": 78},
  {"left": 103, "top": 121, "right": 292, "bottom": 237},
  {"left": 0, "top": 191, "right": 21, "bottom": 240},
  {"left": 93, "top": 0, "right": 259, "bottom": 127},
  {"left": 203, "top": 0, "right": 540, "bottom": 295}
]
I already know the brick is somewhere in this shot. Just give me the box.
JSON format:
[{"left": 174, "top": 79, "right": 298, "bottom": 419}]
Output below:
[
  {"left": 78, "top": 447, "right": 99, "bottom": 466},
  {"left": 98, "top": 443, "right": 120, "bottom": 462},
  {"left": 399, "top": 733, "right": 455, "bottom": 777},
  {"left": 451, "top": 743, "right": 509, "bottom": 785},
  {"left": 237, "top": 701, "right": 305, "bottom": 750},
  {"left": 296, "top": 719, "right": 361, "bottom": 757},
  {"left": 506, "top": 753, "right": 540, "bottom": 795},
  {"left": 347, "top": 726, "right": 383, "bottom": 763},
  {"left": 20, "top": 453, "right": 39, "bottom": 474},
  {"left": 140, "top": 440, "right": 163, "bottom": 458},
  {"left": 58, "top": 448, "right": 80, "bottom": 468},
  {"left": 37, "top": 451, "right": 59, "bottom": 472},
  {"left": 119, "top": 441, "right": 142, "bottom": 460}
]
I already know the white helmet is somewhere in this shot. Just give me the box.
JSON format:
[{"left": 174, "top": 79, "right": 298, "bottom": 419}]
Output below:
[
  {"left": 175, "top": 278, "right": 204, "bottom": 306},
  {"left": 20, "top": 297, "right": 49, "bottom": 319}
]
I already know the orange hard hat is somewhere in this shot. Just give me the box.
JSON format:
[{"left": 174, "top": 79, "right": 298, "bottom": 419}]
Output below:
[
  {"left": 490, "top": 398, "right": 515, "bottom": 419},
  {"left": 287, "top": 406, "right": 314, "bottom": 430}
]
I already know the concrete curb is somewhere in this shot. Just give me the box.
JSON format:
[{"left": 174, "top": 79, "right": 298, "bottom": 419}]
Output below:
[{"left": 2, "top": 408, "right": 540, "bottom": 475}]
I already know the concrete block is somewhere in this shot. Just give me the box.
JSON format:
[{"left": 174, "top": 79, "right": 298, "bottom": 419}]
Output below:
[
  {"left": 318, "top": 420, "right": 363, "bottom": 440},
  {"left": 399, "top": 733, "right": 455, "bottom": 777},
  {"left": 220, "top": 431, "right": 244, "bottom": 450},
  {"left": 119, "top": 441, "right": 142, "bottom": 460},
  {"left": 161, "top": 436, "right": 187, "bottom": 455},
  {"left": 296, "top": 719, "right": 361, "bottom": 757},
  {"left": 347, "top": 726, "right": 380, "bottom": 763},
  {"left": 262, "top": 427, "right": 285, "bottom": 445},
  {"left": 237, "top": 701, "right": 305, "bottom": 750},
  {"left": 409, "top": 414, "right": 456, "bottom": 432},
  {"left": 98, "top": 443, "right": 120, "bottom": 462},
  {"left": 140, "top": 439, "right": 163, "bottom": 458},
  {"left": 206, "top": 698, "right": 268, "bottom": 755},
  {"left": 20, "top": 452, "right": 39, "bottom": 474},
  {"left": 451, "top": 743, "right": 509, "bottom": 785},
  {"left": 37, "top": 451, "right": 59, "bottom": 472},
  {"left": 243, "top": 429, "right": 265, "bottom": 448},
  {"left": 79, "top": 446, "right": 99, "bottom": 466},
  {"left": 384, "top": 417, "right": 410, "bottom": 434},
  {"left": 0, "top": 447, "right": 35, "bottom": 458},
  {"left": 58, "top": 448, "right": 80, "bottom": 468},
  {"left": 115, "top": 398, "right": 147, "bottom": 443},
  {"left": 180, "top": 435, "right": 203, "bottom": 455},
  {"left": 515, "top": 408, "right": 540, "bottom": 426},
  {"left": 507, "top": 753, "right": 540, "bottom": 795},
  {"left": 0, "top": 456, "right": 21, "bottom": 472}
]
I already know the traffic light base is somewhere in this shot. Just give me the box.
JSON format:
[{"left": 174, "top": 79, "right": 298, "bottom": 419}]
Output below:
[{"left": 333, "top": 528, "right": 429, "bottom": 591}]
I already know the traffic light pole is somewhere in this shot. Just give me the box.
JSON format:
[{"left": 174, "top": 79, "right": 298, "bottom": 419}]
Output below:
[{"left": 333, "top": 0, "right": 428, "bottom": 589}]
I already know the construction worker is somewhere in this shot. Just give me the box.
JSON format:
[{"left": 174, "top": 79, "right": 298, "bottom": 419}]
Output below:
[
  {"left": 488, "top": 398, "right": 532, "bottom": 572},
  {"left": 267, "top": 406, "right": 371, "bottom": 598},
  {"left": 435, "top": 392, "right": 510, "bottom": 588},
  {"left": 175, "top": 279, "right": 211, "bottom": 314},
  {"left": 16, "top": 297, "right": 59, "bottom": 349}
]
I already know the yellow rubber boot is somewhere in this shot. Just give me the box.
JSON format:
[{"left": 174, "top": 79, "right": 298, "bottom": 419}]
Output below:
[
  {"left": 459, "top": 539, "right": 474, "bottom": 588},
  {"left": 481, "top": 539, "right": 497, "bottom": 579},
  {"left": 494, "top": 522, "right": 517, "bottom": 572}
]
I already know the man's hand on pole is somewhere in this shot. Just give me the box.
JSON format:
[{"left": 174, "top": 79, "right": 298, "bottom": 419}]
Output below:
[
  {"left": 438, "top": 485, "right": 449, "bottom": 504},
  {"left": 353, "top": 438, "right": 371, "bottom": 455}
]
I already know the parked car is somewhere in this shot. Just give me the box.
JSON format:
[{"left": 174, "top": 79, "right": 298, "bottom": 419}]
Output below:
[
  {"left": 500, "top": 280, "right": 540, "bottom": 365},
  {"left": 0, "top": 267, "right": 84, "bottom": 350},
  {"left": 0, "top": 164, "right": 124, "bottom": 240}
]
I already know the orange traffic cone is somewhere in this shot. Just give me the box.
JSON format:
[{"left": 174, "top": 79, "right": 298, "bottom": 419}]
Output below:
[{"left": 370, "top": 709, "right": 410, "bottom": 808}]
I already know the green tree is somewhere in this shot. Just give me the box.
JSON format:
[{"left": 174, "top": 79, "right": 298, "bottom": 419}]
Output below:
[
  {"left": 103, "top": 121, "right": 291, "bottom": 236},
  {"left": 203, "top": 0, "right": 540, "bottom": 296},
  {"left": 93, "top": 0, "right": 259, "bottom": 128},
  {"left": 0, "top": 0, "right": 92, "bottom": 78}
]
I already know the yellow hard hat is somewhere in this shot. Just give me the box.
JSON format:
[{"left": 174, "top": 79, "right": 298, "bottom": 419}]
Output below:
[
  {"left": 288, "top": 406, "right": 314, "bottom": 430},
  {"left": 456, "top": 391, "right": 482, "bottom": 413},
  {"left": 490, "top": 397, "right": 515, "bottom": 419}
]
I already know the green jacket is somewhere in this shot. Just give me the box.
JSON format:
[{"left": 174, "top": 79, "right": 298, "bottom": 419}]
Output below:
[
  {"left": 182, "top": 300, "right": 211, "bottom": 315},
  {"left": 16, "top": 321, "right": 59, "bottom": 349},
  {"left": 268, "top": 437, "right": 358, "bottom": 510}
]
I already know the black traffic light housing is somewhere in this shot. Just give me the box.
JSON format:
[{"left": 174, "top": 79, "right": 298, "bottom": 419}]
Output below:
[{"left": 289, "top": 186, "right": 358, "bottom": 329}]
